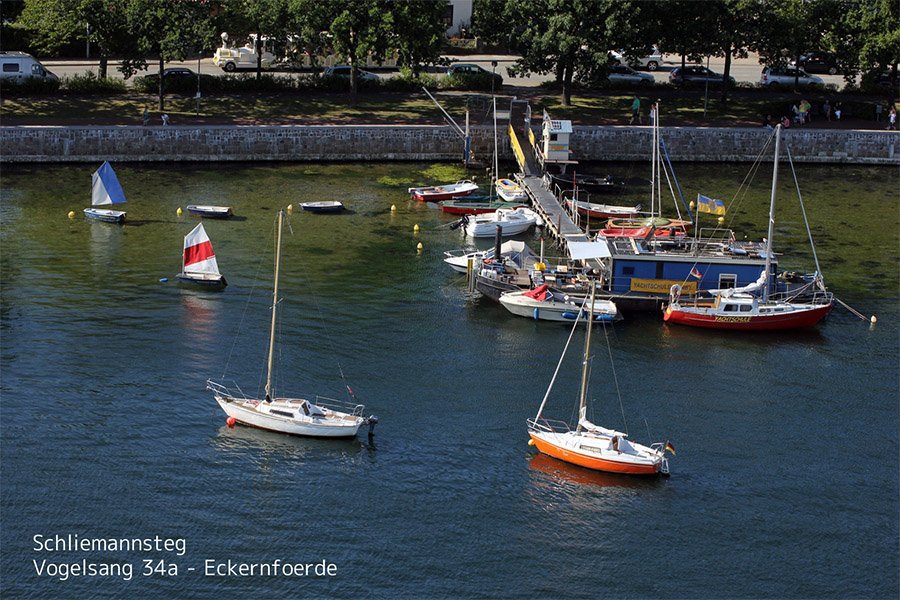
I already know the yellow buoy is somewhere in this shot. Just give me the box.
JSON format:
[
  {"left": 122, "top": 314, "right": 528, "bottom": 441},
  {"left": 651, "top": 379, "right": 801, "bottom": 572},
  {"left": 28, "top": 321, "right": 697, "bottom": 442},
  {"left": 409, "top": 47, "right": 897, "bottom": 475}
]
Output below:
[
  {"left": 534, "top": 261, "right": 546, "bottom": 271},
  {"left": 871, "top": 315, "right": 878, "bottom": 324},
  {"left": 527, "top": 439, "right": 535, "bottom": 446},
  {"left": 390, "top": 204, "right": 397, "bottom": 212},
  {"left": 287, "top": 204, "right": 293, "bottom": 212},
  {"left": 413, "top": 223, "right": 420, "bottom": 232},
  {"left": 176, "top": 207, "right": 183, "bottom": 216},
  {"left": 717, "top": 216, "right": 725, "bottom": 225},
  {"left": 689, "top": 200, "right": 695, "bottom": 210},
  {"left": 67, "top": 210, "right": 75, "bottom": 219},
  {"left": 416, "top": 242, "right": 424, "bottom": 253}
]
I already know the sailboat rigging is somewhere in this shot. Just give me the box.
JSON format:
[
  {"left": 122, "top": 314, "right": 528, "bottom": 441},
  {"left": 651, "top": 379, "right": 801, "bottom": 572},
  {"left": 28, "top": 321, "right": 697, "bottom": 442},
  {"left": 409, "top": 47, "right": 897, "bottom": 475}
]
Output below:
[
  {"left": 527, "top": 285, "right": 671, "bottom": 476},
  {"left": 208, "top": 209, "right": 375, "bottom": 438},
  {"left": 84, "top": 161, "right": 127, "bottom": 223}
]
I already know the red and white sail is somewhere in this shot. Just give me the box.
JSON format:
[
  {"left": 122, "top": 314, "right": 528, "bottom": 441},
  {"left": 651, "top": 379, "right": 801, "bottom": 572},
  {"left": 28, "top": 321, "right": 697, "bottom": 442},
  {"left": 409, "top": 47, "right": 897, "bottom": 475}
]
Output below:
[{"left": 183, "top": 223, "right": 220, "bottom": 276}]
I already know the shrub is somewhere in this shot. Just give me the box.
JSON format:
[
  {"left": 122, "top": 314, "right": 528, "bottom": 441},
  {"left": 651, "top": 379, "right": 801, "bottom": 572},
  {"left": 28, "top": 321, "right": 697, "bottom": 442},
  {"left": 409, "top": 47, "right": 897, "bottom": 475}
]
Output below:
[
  {"left": 63, "top": 72, "right": 126, "bottom": 94},
  {"left": 0, "top": 75, "right": 61, "bottom": 95}
]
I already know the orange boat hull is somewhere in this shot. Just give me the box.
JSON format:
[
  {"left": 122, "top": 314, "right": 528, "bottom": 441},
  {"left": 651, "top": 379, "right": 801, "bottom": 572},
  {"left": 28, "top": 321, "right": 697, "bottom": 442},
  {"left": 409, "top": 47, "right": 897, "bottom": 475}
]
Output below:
[{"left": 529, "top": 433, "right": 661, "bottom": 476}]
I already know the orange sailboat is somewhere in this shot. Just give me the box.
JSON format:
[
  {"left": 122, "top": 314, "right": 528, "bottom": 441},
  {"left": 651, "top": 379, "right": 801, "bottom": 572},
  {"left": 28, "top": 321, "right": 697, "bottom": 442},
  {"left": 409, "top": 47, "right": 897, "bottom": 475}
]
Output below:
[{"left": 527, "top": 286, "right": 673, "bottom": 476}]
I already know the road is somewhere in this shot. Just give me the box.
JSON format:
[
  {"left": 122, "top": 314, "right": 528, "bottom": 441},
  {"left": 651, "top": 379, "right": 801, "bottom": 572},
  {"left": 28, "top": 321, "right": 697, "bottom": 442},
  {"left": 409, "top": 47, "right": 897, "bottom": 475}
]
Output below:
[{"left": 40, "top": 52, "right": 848, "bottom": 89}]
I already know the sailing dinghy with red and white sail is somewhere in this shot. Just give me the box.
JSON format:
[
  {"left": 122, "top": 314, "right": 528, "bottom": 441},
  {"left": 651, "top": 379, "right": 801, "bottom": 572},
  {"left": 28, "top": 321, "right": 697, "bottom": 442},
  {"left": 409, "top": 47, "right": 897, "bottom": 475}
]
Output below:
[{"left": 177, "top": 223, "right": 227, "bottom": 288}]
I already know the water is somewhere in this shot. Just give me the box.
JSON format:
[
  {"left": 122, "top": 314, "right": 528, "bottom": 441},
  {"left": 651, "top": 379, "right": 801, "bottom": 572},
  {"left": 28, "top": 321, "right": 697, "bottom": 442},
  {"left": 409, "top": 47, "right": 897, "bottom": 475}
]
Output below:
[{"left": 1, "top": 162, "right": 897, "bottom": 598}]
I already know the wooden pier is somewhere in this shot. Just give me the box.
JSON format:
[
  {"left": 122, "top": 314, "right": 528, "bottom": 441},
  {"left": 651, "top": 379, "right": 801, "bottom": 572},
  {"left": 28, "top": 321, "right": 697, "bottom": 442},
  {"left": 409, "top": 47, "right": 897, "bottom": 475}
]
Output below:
[{"left": 508, "top": 101, "right": 589, "bottom": 255}]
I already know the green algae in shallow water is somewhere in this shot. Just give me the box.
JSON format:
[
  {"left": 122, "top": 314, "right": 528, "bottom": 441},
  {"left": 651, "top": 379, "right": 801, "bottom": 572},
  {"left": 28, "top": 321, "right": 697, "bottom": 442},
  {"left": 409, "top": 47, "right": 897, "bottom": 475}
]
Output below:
[
  {"left": 377, "top": 175, "right": 414, "bottom": 186},
  {"left": 419, "top": 164, "right": 468, "bottom": 183}
]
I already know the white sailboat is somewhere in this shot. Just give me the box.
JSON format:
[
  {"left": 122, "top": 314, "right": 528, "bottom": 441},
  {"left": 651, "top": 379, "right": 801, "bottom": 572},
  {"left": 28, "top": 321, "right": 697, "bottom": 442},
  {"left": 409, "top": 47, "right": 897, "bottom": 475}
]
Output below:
[
  {"left": 527, "top": 286, "right": 672, "bottom": 476},
  {"left": 84, "top": 161, "right": 127, "bottom": 223},
  {"left": 177, "top": 223, "right": 227, "bottom": 288},
  {"left": 499, "top": 284, "right": 619, "bottom": 323},
  {"left": 207, "top": 209, "right": 373, "bottom": 438}
]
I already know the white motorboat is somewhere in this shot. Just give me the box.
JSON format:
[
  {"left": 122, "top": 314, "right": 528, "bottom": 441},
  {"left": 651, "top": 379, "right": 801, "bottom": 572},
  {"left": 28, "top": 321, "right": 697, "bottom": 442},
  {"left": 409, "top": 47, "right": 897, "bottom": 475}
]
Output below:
[
  {"left": 462, "top": 207, "right": 540, "bottom": 238},
  {"left": 443, "top": 240, "right": 530, "bottom": 274},
  {"left": 499, "top": 284, "right": 618, "bottom": 322}
]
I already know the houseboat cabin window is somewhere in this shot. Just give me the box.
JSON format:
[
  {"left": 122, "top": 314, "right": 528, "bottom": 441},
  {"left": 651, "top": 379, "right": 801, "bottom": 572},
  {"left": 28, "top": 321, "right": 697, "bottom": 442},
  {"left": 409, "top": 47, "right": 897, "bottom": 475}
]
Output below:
[
  {"left": 723, "top": 304, "right": 738, "bottom": 312},
  {"left": 622, "top": 266, "right": 635, "bottom": 275},
  {"left": 718, "top": 274, "right": 737, "bottom": 288},
  {"left": 739, "top": 304, "right": 752, "bottom": 312}
]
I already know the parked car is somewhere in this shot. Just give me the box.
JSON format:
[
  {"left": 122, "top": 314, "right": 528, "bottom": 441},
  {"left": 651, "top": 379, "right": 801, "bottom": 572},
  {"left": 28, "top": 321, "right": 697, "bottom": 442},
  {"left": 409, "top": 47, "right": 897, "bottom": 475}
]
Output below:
[
  {"left": 791, "top": 51, "right": 840, "bottom": 75},
  {"left": 669, "top": 66, "right": 735, "bottom": 87},
  {"left": 609, "top": 47, "right": 662, "bottom": 71},
  {"left": 0, "top": 51, "right": 59, "bottom": 84},
  {"left": 607, "top": 64, "right": 654, "bottom": 86},
  {"left": 446, "top": 62, "right": 503, "bottom": 88},
  {"left": 322, "top": 66, "right": 379, "bottom": 81},
  {"left": 760, "top": 66, "right": 824, "bottom": 88},
  {"left": 162, "top": 67, "right": 197, "bottom": 79}
]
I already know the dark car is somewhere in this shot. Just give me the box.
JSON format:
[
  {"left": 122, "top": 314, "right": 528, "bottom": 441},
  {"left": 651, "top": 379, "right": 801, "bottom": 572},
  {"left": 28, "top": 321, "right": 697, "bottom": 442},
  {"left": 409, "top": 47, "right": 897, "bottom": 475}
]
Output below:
[
  {"left": 446, "top": 62, "right": 503, "bottom": 90},
  {"left": 162, "top": 67, "right": 197, "bottom": 79},
  {"left": 669, "top": 66, "right": 736, "bottom": 87},
  {"left": 791, "top": 51, "right": 840, "bottom": 75}
]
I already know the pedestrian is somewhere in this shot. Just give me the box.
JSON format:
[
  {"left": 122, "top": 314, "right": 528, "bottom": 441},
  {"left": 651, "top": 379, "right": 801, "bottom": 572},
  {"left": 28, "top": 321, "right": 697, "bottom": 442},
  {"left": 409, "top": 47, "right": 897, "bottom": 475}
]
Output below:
[
  {"left": 649, "top": 102, "right": 658, "bottom": 126},
  {"left": 161, "top": 113, "right": 170, "bottom": 126},
  {"left": 781, "top": 115, "right": 792, "bottom": 129},
  {"left": 800, "top": 99, "right": 811, "bottom": 124},
  {"left": 888, "top": 106, "right": 897, "bottom": 131},
  {"left": 875, "top": 102, "right": 883, "bottom": 122},
  {"left": 762, "top": 114, "right": 774, "bottom": 130},
  {"left": 791, "top": 103, "right": 801, "bottom": 125},
  {"left": 629, "top": 96, "right": 641, "bottom": 125},
  {"left": 822, "top": 100, "right": 831, "bottom": 122},
  {"left": 142, "top": 107, "right": 150, "bottom": 126},
  {"left": 834, "top": 102, "right": 842, "bottom": 121}
]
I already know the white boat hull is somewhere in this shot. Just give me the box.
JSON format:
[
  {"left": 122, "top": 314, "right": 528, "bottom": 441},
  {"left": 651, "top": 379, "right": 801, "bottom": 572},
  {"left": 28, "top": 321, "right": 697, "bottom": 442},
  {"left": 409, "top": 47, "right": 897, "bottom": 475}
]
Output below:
[
  {"left": 463, "top": 208, "right": 538, "bottom": 238},
  {"left": 215, "top": 395, "right": 363, "bottom": 438},
  {"left": 500, "top": 291, "right": 618, "bottom": 322}
]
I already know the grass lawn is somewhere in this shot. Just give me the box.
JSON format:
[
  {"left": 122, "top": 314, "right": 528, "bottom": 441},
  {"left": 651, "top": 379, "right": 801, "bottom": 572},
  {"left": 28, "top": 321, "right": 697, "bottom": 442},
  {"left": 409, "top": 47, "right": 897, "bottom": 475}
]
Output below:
[{"left": 0, "top": 84, "right": 883, "bottom": 130}]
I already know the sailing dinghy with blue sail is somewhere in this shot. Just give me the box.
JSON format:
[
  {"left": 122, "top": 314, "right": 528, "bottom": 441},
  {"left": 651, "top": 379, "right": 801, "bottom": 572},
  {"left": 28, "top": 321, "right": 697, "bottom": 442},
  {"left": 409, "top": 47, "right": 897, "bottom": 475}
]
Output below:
[{"left": 85, "top": 161, "right": 127, "bottom": 223}]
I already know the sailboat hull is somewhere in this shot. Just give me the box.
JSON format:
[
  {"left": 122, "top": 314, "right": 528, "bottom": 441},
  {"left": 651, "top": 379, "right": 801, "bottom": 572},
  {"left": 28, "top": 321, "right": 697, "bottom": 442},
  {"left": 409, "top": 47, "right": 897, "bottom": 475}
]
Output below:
[
  {"left": 215, "top": 396, "right": 363, "bottom": 438},
  {"left": 528, "top": 431, "right": 663, "bottom": 476},
  {"left": 177, "top": 272, "right": 227, "bottom": 289},
  {"left": 84, "top": 208, "right": 126, "bottom": 223},
  {"left": 663, "top": 302, "right": 832, "bottom": 330}
]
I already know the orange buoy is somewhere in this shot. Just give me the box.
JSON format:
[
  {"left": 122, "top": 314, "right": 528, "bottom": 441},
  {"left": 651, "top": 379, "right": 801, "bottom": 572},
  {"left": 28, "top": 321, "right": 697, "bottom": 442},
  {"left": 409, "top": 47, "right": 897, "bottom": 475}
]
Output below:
[{"left": 226, "top": 416, "right": 236, "bottom": 428}]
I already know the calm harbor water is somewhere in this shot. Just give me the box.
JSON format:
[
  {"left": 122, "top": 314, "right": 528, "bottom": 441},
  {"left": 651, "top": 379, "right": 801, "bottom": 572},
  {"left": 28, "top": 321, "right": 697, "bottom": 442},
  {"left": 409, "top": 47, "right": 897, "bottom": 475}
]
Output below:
[{"left": 1, "top": 161, "right": 898, "bottom": 598}]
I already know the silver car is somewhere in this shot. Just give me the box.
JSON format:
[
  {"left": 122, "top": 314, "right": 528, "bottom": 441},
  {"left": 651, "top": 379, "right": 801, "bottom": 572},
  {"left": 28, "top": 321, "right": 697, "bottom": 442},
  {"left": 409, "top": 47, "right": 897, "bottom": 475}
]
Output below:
[
  {"left": 607, "top": 64, "right": 654, "bottom": 85},
  {"left": 760, "top": 66, "right": 824, "bottom": 88}
]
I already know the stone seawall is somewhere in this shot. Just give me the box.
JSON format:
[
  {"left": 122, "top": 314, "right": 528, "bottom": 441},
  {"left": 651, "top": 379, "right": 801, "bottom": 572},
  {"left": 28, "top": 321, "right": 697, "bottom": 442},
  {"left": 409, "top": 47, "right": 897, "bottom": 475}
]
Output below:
[{"left": 0, "top": 125, "right": 896, "bottom": 164}]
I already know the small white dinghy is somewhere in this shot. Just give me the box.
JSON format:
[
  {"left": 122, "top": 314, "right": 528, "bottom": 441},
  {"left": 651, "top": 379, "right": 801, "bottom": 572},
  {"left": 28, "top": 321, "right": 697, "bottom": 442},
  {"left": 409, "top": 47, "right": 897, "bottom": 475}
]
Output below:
[
  {"left": 462, "top": 207, "right": 541, "bottom": 238},
  {"left": 177, "top": 223, "right": 227, "bottom": 288},
  {"left": 300, "top": 201, "right": 344, "bottom": 213},
  {"left": 496, "top": 178, "right": 528, "bottom": 202},
  {"left": 84, "top": 161, "right": 127, "bottom": 223},
  {"left": 499, "top": 284, "right": 618, "bottom": 322},
  {"left": 187, "top": 205, "right": 234, "bottom": 219}
]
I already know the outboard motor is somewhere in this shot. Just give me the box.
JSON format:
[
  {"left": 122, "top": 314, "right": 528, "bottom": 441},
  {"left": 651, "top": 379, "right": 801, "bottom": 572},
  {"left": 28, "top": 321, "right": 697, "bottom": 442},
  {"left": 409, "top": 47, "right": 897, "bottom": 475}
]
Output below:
[{"left": 366, "top": 415, "right": 379, "bottom": 438}]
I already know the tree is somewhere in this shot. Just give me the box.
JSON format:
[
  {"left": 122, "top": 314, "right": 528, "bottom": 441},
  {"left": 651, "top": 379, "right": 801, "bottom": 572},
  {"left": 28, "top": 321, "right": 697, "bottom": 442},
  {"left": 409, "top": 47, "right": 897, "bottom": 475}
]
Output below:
[
  {"left": 390, "top": 0, "right": 447, "bottom": 77},
  {"left": 832, "top": 0, "right": 900, "bottom": 92},
  {"left": 502, "top": 0, "right": 612, "bottom": 107},
  {"left": 125, "top": 0, "right": 214, "bottom": 111},
  {"left": 291, "top": 0, "right": 393, "bottom": 103},
  {"left": 216, "top": 0, "right": 291, "bottom": 80},
  {"left": 18, "top": 0, "right": 134, "bottom": 78}
]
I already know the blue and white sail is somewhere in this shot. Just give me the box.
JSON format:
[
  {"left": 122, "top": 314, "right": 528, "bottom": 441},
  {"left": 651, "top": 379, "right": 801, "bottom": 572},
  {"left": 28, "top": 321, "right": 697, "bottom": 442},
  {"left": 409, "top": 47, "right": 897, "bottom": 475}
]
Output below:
[
  {"left": 91, "top": 161, "right": 127, "bottom": 207},
  {"left": 85, "top": 161, "right": 127, "bottom": 223}
]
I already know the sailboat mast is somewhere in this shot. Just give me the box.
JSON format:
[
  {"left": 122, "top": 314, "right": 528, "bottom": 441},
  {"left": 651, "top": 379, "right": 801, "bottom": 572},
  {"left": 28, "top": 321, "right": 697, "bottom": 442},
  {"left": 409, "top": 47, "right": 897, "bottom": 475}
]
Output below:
[
  {"left": 575, "top": 285, "right": 597, "bottom": 433},
  {"left": 265, "top": 209, "right": 284, "bottom": 401},
  {"left": 763, "top": 126, "right": 781, "bottom": 303},
  {"left": 493, "top": 96, "right": 499, "bottom": 196}
]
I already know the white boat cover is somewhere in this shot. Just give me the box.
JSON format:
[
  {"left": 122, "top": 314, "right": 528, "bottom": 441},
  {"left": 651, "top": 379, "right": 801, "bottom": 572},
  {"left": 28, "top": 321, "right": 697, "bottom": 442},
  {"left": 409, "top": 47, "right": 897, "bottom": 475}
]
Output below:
[
  {"left": 708, "top": 270, "right": 766, "bottom": 297},
  {"left": 567, "top": 240, "right": 612, "bottom": 260},
  {"left": 183, "top": 223, "right": 221, "bottom": 276},
  {"left": 91, "top": 161, "right": 127, "bottom": 207}
]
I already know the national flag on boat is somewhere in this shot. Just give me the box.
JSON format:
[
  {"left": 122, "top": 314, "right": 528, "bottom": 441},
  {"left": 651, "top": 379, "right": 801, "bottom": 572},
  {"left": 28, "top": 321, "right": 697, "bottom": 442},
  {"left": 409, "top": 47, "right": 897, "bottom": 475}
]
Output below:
[
  {"left": 690, "top": 267, "right": 702, "bottom": 279},
  {"left": 665, "top": 441, "right": 676, "bottom": 455},
  {"left": 91, "top": 161, "right": 127, "bottom": 207},
  {"left": 183, "top": 223, "right": 220, "bottom": 276},
  {"left": 696, "top": 193, "right": 726, "bottom": 215}
]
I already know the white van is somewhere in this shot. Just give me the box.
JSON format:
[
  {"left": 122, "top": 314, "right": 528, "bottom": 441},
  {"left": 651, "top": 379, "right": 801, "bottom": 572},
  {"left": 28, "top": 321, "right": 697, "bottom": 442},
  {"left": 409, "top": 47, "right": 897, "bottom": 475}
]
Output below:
[{"left": 0, "top": 51, "right": 59, "bottom": 84}]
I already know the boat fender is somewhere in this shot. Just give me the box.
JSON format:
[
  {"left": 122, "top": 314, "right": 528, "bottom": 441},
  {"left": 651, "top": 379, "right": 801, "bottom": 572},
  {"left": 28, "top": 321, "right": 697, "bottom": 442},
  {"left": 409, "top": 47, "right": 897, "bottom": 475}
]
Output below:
[
  {"left": 562, "top": 312, "right": 578, "bottom": 320},
  {"left": 226, "top": 416, "right": 236, "bottom": 428},
  {"left": 159, "top": 277, "right": 168, "bottom": 283},
  {"left": 367, "top": 415, "right": 379, "bottom": 437},
  {"left": 533, "top": 308, "right": 539, "bottom": 320}
]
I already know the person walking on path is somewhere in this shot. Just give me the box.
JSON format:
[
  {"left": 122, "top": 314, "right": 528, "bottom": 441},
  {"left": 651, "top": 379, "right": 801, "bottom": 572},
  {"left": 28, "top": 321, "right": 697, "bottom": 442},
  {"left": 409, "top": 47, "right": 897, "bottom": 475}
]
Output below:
[
  {"left": 142, "top": 107, "right": 150, "bottom": 126},
  {"left": 823, "top": 100, "right": 831, "bottom": 122},
  {"left": 161, "top": 113, "right": 170, "bottom": 126},
  {"left": 629, "top": 96, "right": 642, "bottom": 125},
  {"left": 888, "top": 106, "right": 897, "bottom": 131}
]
